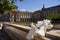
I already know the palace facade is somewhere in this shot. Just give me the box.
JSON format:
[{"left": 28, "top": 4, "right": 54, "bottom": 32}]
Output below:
[
  {"left": 33, "top": 5, "right": 60, "bottom": 21},
  {"left": 14, "top": 11, "right": 33, "bottom": 22},
  {"left": 0, "top": 5, "right": 60, "bottom": 22},
  {"left": 0, "top": 11, "right": 33, "bottom": 22}
]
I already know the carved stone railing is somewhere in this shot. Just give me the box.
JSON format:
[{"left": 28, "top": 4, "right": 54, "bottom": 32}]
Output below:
[
  {"left": 3, "top": 22, "right": 60, "bottom": 40},
  {"left": 3, "top": 22, "right": 47, "bottom": 40},
  {"left": 3, "top": 22, "right": 31, "bottom": 32},
  {"left": 2, "top": 22, "right": 31, "bottom": 40}
]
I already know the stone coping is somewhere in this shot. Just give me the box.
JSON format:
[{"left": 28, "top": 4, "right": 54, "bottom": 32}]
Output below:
[{"left": 46, "top": 30, "right": 60, "bottom": 37}]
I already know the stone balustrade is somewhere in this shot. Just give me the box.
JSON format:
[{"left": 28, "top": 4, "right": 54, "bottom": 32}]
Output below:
[{"left": 2, "top": 22, "right": 60, "bottom": 40}]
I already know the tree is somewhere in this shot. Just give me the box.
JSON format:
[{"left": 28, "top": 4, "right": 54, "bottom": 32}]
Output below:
[
  {"left": 0, "top": 0, "right": 23, "bottom": 14},
  {"left": 47, "top": 14, "right": 60, "bottom": 21}
]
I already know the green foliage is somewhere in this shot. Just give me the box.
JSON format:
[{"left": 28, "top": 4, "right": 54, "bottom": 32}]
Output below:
[
  {"left": 0, "top": 0, "right": 23, "bottom": 14},
  {"left": 47, "top": 14, "right": 60, "bottom": 21}
]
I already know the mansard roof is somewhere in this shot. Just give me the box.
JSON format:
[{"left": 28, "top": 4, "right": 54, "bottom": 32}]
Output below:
[{"left": 44, "top": 5, "right": 60, "bottom": 10}]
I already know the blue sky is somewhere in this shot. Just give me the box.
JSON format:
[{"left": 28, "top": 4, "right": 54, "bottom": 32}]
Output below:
[{"left": 15, "top": 0, "right": 60, "bottom": 12}]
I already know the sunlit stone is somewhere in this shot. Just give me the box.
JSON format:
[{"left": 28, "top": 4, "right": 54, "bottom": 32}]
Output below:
[{"left": 26, "top": 19, "right": 53, "bottom": 40}]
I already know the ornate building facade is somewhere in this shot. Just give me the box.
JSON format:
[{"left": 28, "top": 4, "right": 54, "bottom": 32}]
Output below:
[
  {"left": 0, "top": 5, "right": 60, "bottom": 22},
  {"left": 33, "top": 5, "right": 60, "bottom": 21},
  {"left": 14, "top": 11, "right": 33, "bottom": 22},
  {"left": 33, "top": 10, "right": 41, "bottom": 22},
  {"left": 0, "top": 11, "right": 33, "bottom": 22}
]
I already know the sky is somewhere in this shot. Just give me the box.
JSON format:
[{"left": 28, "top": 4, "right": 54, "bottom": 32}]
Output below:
[{"left": 15, "top": 0, "right": 60, "bottom": 12}]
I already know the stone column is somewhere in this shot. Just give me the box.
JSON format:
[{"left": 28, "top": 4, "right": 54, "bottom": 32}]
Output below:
[{"left": 10, "top": 13, "right": 14, "bottom": 23}]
